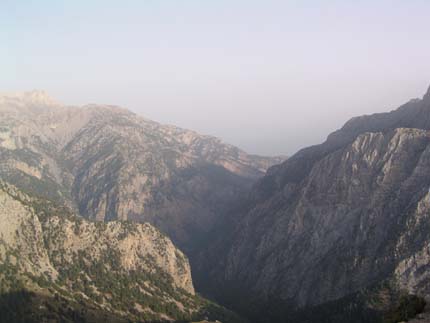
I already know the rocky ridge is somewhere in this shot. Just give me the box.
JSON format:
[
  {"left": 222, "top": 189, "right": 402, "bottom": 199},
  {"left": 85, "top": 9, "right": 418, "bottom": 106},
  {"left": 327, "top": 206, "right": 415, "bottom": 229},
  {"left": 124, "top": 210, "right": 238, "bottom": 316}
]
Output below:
[
  {"left": 0, "top": 90, "right": 284, "bottom": 252},
  {"left": 0, "top": 181, "right": 243, "bottom": 322},
  {"left": 199, "top": 86, "right": 430, "bottom": 322}
]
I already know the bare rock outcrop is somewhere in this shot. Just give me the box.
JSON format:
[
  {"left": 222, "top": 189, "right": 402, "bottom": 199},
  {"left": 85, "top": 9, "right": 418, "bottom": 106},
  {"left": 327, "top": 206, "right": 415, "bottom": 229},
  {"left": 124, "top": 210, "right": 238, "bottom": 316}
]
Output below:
[
  {"left": 0, "top": 182, "right": 202, "bottom": 321},
  {"left": 201, "top": 86, "right": 430, "bottom": 323}
]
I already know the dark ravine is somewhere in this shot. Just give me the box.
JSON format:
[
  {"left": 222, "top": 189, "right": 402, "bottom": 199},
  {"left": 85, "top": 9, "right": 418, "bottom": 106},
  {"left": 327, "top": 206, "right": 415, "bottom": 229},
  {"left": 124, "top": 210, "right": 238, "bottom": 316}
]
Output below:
[{"left": 196, "top": 86, "right": 430, "bottom": 322}]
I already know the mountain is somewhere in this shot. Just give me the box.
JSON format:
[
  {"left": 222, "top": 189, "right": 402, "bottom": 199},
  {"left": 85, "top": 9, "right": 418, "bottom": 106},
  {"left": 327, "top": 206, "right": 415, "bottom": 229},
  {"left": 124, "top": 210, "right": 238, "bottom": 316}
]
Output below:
[
  {"left": 199, "top": 86, "right": 430, "bottom": 322},
  {"left": 0, "top": 181, "right": 247, "bottom": 323},
  {"left": 11, "top": 86, "right": 430, "bottom": 322},
  {"left": 0, "top": 90, "right": 284, "bottom": 322},
  {"left": 0, "top": 90, "right": 284, "bottom": 254}
]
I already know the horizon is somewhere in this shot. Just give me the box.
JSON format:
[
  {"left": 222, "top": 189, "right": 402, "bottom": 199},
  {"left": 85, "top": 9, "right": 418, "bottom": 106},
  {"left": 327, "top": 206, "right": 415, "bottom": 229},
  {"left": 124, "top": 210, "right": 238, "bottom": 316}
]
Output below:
[
  {"left": 3, "top": 85, "right": 430, "bottom": 159},
  {"left": 2, "top": 0, "right": 430, "bottom": 155},
  {"left": 3, "top": 84, "right": 430, "bottom": 157}
]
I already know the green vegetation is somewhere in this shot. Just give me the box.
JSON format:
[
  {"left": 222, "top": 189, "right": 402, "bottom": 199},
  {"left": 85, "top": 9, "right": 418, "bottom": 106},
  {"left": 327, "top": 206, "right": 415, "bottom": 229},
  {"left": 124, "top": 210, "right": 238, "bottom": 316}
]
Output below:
[
  {"left": 0, "top": 289, "right": 132, "bottom": 323},
  {"left": 0, "top": 262, "right": 24, "bottom": 293},
  {"left": 0, "top": 169, "right": 68, "bottom": 204},
  {"left": 54, "top": 247, "right": 195, "bottom": 321},
  {"left": 383, "top": 294, "right": 426, "bottom": 323}
]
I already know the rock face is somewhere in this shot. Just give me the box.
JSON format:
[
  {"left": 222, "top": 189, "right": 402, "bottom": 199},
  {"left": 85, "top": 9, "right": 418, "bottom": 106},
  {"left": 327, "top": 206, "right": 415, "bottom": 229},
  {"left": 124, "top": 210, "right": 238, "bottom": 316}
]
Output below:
[
  {"left": 0, "top": 182, "right": 246, "bottom": 322},
  {"left": 0, "top": 90, "right": 284, "bottom": 252},
  {"left": 0, "top": 182, "right": 192, "bottom": 319},
  {"left": 201, "top": 86, "right": 430, "bottom": 322}
]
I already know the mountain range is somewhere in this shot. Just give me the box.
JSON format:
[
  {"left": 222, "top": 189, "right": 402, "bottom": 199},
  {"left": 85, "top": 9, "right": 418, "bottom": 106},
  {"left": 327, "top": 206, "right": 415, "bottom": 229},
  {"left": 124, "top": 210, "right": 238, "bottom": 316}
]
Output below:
[
  {"left": 0, "top": 90, "right": 283, "bottom": 322},
  {"left": 0, "top": 91, "right": 283, "bottom": 253},
  {"left": 3, "top": 87, "right": 430, "bottom": 323}
]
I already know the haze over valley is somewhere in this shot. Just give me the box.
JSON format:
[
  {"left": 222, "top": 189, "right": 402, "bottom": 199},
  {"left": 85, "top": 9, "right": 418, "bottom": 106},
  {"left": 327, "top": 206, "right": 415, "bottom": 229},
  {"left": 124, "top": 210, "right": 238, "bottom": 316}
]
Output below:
[{"left": 3, "top": 1, "right": 430, "bottom": 323}]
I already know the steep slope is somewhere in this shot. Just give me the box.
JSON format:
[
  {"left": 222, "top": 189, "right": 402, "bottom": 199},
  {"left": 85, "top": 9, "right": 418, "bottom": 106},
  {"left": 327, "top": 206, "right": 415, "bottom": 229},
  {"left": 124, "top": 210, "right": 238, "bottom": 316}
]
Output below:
[
  {"left": 0, "top": 181, "right": 244, "bottom": 323},
  {"left": 201, "top": 86, "right": 430, "bottom": 322},
  {"left": 0, "top": 91, "right": 283, "bottom": 252}
]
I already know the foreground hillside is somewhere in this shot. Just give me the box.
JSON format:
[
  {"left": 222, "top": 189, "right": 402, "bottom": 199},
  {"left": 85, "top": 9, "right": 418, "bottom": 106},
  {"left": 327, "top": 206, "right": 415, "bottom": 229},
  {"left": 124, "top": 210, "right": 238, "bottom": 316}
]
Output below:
[
  {"left": 199, "top": 86, "right": 430, "bottom": 322},
  {"left": 0, "top": 182, "right": 245, "bottom": 323}
]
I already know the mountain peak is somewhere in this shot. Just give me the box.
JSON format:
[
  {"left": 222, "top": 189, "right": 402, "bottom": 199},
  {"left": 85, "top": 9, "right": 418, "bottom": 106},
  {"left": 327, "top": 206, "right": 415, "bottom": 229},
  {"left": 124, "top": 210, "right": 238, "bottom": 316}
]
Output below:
[
  {"left": 425, "top": 84, "right": 430, "bottom": 100},
  {"left": 23, "top": 90, "right": 59, "bottom": 106},
  {"left": 0, "top": 90, "right": 59, "bottom": 106}
]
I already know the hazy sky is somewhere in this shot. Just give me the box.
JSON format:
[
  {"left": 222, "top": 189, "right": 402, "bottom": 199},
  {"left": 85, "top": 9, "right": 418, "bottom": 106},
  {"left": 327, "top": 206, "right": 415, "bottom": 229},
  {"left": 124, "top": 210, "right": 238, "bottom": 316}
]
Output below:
[{"left": 2, "top": 0, "right": 430, "bottom": 156}]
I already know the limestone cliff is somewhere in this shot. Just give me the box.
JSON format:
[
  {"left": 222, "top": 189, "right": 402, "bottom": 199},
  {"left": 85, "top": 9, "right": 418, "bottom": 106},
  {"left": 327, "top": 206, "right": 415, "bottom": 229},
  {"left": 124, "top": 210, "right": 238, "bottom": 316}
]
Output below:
[
  {"left": 200, "top": 86, "right": 430, "bottom": 322},
  {"left": 0, "top": 182, "right": 244, "bottom": 322}
]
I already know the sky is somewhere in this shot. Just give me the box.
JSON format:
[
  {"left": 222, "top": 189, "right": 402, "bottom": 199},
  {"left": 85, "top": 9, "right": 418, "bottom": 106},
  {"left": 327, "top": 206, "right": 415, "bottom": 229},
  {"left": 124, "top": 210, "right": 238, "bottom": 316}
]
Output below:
[{"left": 2, "top": 0, "right": 430, "bottom": 156}]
